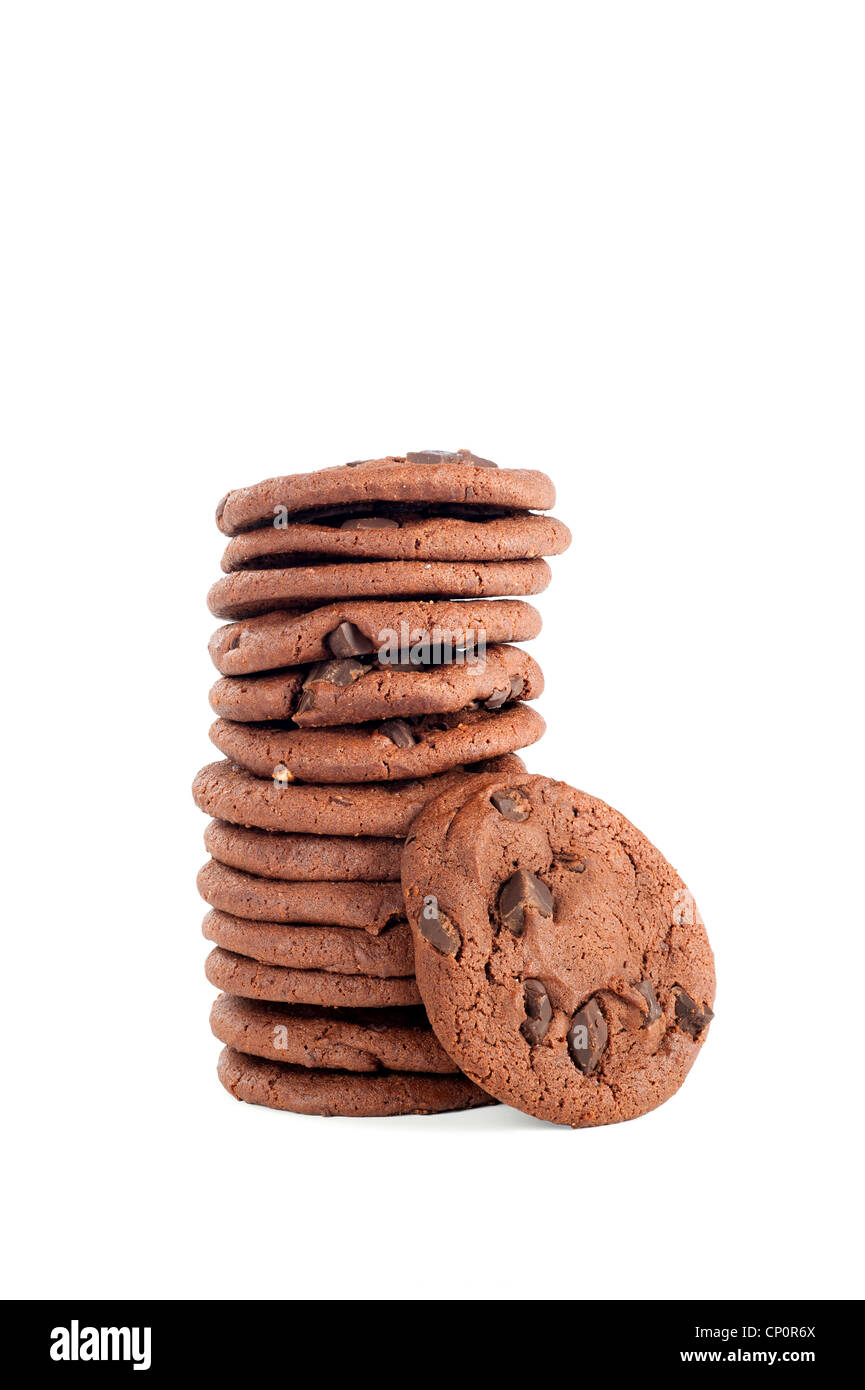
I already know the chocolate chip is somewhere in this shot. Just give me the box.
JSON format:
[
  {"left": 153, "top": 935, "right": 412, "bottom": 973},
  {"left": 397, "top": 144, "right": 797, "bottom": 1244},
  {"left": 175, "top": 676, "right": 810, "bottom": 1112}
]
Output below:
[
  {"left": 326, "top": 622, "right": 375, "bottom": 659},
  {"left": 377, "top": 719, "right": 416, "bottom": 748},
  {"left": 498, "top": 869, "right": 554, "bottom": 936},
  {"left": 405, "top": 448, "right": 498, "bottom": 469},
  {"left": 344, "top": 459, "right": 372, "bottom": 467},
  {"left": 673, "top": 987, "right": 714, "bottom": 1038},
  {"left": 304, "top": 658, "right": 366, "bottom": 687},
  {"left": 295, "top": 688, "right": 317, "bottom": 715},
  {"left": 567, "top": 998, "right": 608, "bottom": 1075},
  {"left": 509, "top": 674, "right": 525, "bottom": 699},
  {"left": 520, "top": 979, "right": 552, "bottom": 1045},
  {"left": 339, "top": 516, "right": 400, "bottom": 531},
  {"left": 484, "top": 686, "right": 511, "bottom": 710},
  {"left": 418, "top": 898, "right": 460, "bottom": 956},
  {"left": 635, "top": 979, "right": 662, "bottom": 1025},
  {"left": 490, "top": 788, "right": 531, "bottom": 822},
  {"left": 461, "top": 450, "right": 498, "bottom": 469},
  {"left": 406, "top": 450, "right": 460, "bottom": 465}
]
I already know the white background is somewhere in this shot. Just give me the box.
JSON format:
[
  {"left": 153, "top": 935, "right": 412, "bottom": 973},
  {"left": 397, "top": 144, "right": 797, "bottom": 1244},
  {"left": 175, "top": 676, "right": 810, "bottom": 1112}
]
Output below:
[{"left": 1, "top": 1, "right": 862, "bottom": 1302}]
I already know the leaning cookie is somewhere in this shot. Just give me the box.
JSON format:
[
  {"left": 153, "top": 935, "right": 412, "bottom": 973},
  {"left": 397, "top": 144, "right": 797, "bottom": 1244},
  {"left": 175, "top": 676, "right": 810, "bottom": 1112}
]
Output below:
[
  {"left": 221, "top": 511, "right": 571, "bottom": 570},
  {"left": 215, "top": 451, "right": 555, "bottom": 534},
  {"left": 202, "top": 911, "right": 415, "bottom": 977},
  {"left": 402, "top": 774, "right": 715, "bottom": 1128},
  {"left": 208, "top": 645, "right": 542, "bottom": 726},
  {"left": 208, "top": 558, "right": 552, "bottom": 620},
  {"left": 209, "top": 599, "right": 542, "bottom": 676},
  {"left": 197, "top": 860, "right": 404, "bottom": 930},
  {"left": 216, "top": 1046, "right": 495, "bottom": 1117},
  {"left": 205, "top": 946, "right": 422, "bottom": 1008},
  {"left": 209, "top": 996, "right": 459, "bottom": 1073},
  {"left": 209, "top": 705, "right": 545, "bottom": 783}
]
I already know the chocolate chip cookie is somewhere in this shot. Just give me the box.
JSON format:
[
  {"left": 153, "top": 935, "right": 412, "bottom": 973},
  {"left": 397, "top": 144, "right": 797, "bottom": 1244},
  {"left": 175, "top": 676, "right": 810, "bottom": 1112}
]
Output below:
[
  {"left": 202, "top": 911, "right": 415, "bottom": 976},
  {"left": 210, "top": 995, "right": 459, "bottom": 1073},
  {"left": 197, "top": 860, "right": 404, "bottom": 929},
  {"left": 209, "top": 705, "right": 545, "bottom": 783},
  {"left": 402, "top": 774, "right": 715, "bottom": 1128},
  {"left": 206, "top": 946, "right": 422, "bottom": 1007},
  {"left": 221, "top": 511, "right": 571, "bottom": 570},
  {"left": 217, "top": 1045, "right": 494, "bottom": 1117},
  {"left": 192, "top": 755, "right": 526, "bottom": 837},
  {"left": 208, "top": 644, "right": 542, "bottom": 726},
  {"left": 209, "top": 599, "right": 542, "bottom": 676},
  {"left": 204, "top": 820, "right": 402, "bottom": 881},
  {"left": 215, "top": 452, "right": 556, "bottom": 534},
  {"left": 208, "top": 558, "right": 552, "bottom": 619}
]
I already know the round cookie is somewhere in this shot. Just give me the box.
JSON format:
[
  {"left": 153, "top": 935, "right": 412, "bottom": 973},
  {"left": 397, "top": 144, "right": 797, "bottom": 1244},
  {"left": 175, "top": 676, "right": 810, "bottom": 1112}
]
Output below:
[
  {"left": 215, "top": 452, "right": 556, "bottom": 534},
  {"left": 192, "top": 755, "right": 526, "bottom": 838},
  {"left": 207, "top": 558, "right": 552, "bottom": 620},
  {"left": 402, "top": 774, "right": 715, "bottom": 1129},
  {"left": 208, "top": 645, "right": 543, "bottom": 726},
  {"left": 197, "top": 860, "right": 404, "bottom": 930},
  {"left": 209, "top": 599, "right": 542, "bottom": 676},
  {"left": 202, "top": 911, "right": 415, "bottom": 976},
  {"left": 206, "top": 947, "right": 422, "bottom": 1007},
  {"left": 221, "top": 511, "right": 571, "bottom": 570},
  {"left": 209, "top": 704, "right": 545, "bottom": 783},
  {"left": 217, "top": 1046, "right": 494, "bottom": 1117},
  {"left": 204, "top": 821, "right": 402, "bottom": 881},
  {"left": 209, "top": 996, "right": 458, "bottom": 1074}
]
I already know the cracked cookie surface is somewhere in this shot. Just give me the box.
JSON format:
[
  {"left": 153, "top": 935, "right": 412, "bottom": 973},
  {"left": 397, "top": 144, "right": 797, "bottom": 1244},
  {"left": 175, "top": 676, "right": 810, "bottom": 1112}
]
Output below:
[{"left": 402, "top": 774, "right": 715, "bottom": 1127}]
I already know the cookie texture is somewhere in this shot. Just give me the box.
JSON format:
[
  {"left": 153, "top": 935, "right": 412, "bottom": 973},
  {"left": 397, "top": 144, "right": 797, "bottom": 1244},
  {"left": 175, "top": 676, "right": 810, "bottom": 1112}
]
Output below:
[
  {"left": 204, "top": 821, "right": 402, "bottom": 881},
  {"left": 206, "top": 946, "right": 422, "bottom": 1007},
  {"left": 217, "top": 1045, "right": 494, "bottom": 1117},
  {"left": 209, "top": 599, "right": 542, "bottom": 676},
  {"left": 221, "top": 511, "right": 571, "bottom": 569},
  {"left": 208, "top": 645, "right": 542, "bottom": 726},
  {"left": 202, "top": 910, "right": 415, "bottom": 976},
  {"left": 210, "top": 995, "right": 458, "bottom": 1073},
  {"left": 209, "top": 704, "right": 545, "bottom": 783},
  {"left": 208, "top": 558, "right": 552, "bottom": 619},
  {"left": 216, "top": 454, "right": 556, "bottom": 534},
  {"left": 402, "top": 774, "right": 715, "bottom": 1128},
  {"left": 197, "top": 860, "right": 404, "bottom": 930},
  {"left": 192, "top": 755, "right": 526, "bottom": 837}
]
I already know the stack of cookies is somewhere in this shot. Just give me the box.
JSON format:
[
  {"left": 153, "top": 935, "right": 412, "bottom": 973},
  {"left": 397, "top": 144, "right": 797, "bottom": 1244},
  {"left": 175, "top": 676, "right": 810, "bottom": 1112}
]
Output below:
[{"left": 194, "top": 449, "right": 571, "bottom": 1117}]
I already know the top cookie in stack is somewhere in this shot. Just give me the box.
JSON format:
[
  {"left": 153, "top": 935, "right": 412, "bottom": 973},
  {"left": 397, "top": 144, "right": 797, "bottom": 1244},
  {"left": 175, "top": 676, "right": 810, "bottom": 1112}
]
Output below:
[{"left": 196, "top": 448, "right": 570, "bottom": 1118}]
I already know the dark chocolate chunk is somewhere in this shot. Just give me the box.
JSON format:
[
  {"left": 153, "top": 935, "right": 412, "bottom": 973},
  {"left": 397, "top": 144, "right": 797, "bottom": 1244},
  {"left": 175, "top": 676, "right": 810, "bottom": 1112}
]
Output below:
[
  {"left": 485, "top": 685, "right": 511, "bottom": 710},
  {"left": 567, "top": 999, "right": 608, "bottom": 1076},
  {"left": 304, "top": 658, "right": 366, "bottom": 687},
  {"left": 404, "top": 448, "right": 497, "bottom": 469},
  {"left": 326, "top": 622, "right": 375, "bottom": 659},
  {"left": 295, "top": 688, "right": 317, "bottom": 716},
  {"left": 406, "top": 450, "right": 460, "bottom": 466},
  {"left": 520, "top": 979, "right": 553, "bottom": 1045},
  {"left": 339, "top": 516, "right": 400, "bottom": 531},
  {"left": 418, "top": 898, "right": 461, "bottom": 956},
  {"left": 490, "top": 788, "right": 531, "bottom": 822},
  {"left": 509, "top": 674, "right": 525, "bottom": 699},
  {"left": 498, "top": 869, "right": 554, "bottom": 936},
  {"left": 673, "top": 987, "right": 714, "bottom": 1038},
  {"left": 377, "top": 719, "right": 417, "bottom": 748},
  {"left": 635, "top": 979, "right": 662, "bottom": 1025}
]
